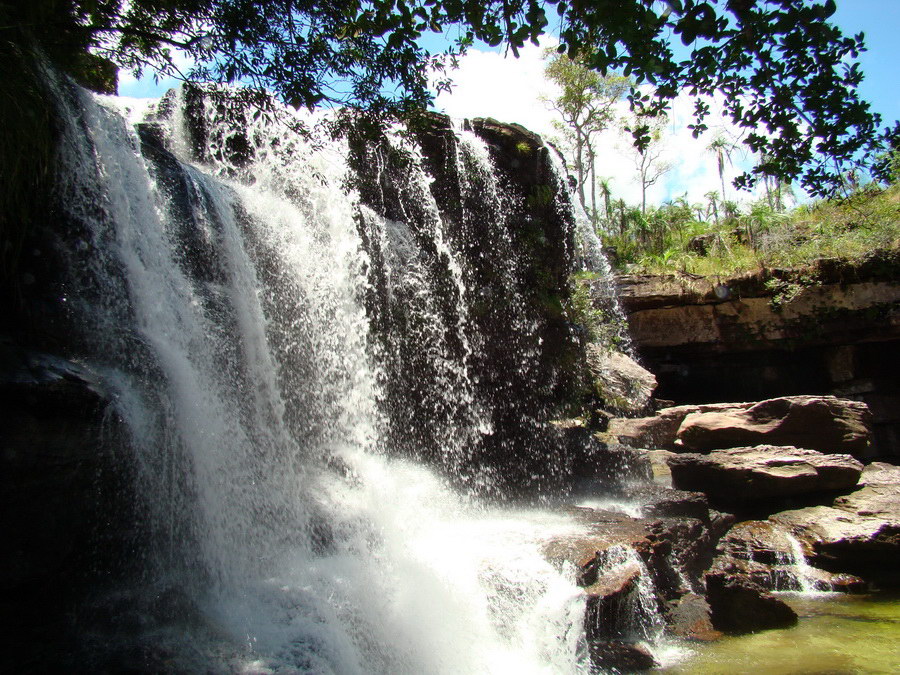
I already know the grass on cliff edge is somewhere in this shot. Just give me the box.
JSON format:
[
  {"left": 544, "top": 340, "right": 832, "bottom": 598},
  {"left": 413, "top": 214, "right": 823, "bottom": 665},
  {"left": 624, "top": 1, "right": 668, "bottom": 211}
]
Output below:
[{"left": 608, "top": 184, "right": 900, "bottom": 277}]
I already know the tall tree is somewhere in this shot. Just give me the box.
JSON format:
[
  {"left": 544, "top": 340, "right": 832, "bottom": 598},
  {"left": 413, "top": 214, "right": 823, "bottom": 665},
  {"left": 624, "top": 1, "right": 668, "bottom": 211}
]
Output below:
[
  {"left": 629, "top": 115, "right": 672, "bottom": 214},
  {"left": 597, "top": 177, "right": 613, "bottom": 226},
  {"left": 543, "top": 51, "right": 629, "bottom": 222}
]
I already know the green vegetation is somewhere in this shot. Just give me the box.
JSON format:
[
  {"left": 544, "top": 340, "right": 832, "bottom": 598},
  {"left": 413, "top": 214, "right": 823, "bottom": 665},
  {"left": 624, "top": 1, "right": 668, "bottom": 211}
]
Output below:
[
  {"left": 604, "top": 184, "right": 900, "bottom": 277},
  {"left": 3, "top": 0, "right": 898, "bottom": 293},
  {"left": 564, "top": 271, "right": 627, "bottom": 350}
]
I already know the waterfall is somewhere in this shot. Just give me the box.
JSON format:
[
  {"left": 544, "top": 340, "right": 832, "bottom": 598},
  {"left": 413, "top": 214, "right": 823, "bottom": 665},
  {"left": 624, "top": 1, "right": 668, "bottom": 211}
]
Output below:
[{"left": 33, "top": 75, "right": 636, "bottom": 672}]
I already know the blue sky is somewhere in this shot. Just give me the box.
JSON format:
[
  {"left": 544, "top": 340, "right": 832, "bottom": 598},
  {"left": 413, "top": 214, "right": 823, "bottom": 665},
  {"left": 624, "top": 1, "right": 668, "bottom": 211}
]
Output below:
[{"left": 833, "top": 0, "right": 900, "bottom": 126}]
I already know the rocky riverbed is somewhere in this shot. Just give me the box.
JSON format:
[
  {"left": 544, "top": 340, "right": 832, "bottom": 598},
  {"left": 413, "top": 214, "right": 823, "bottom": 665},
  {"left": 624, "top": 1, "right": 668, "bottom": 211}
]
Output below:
[{"left": 548, "top": 389, "right": 900, "bottom": 671}]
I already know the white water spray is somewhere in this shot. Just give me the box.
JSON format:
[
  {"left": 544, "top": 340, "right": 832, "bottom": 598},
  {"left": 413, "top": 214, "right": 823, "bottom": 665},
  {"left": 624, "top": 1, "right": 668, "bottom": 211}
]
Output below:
[{"left": 47, "top": 80, "right": 614, "bottom": 672}]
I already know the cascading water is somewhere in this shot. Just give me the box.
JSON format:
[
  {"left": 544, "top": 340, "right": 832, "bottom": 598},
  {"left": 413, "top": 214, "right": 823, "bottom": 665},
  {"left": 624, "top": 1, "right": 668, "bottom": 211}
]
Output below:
[
  {"left": 546, "top": 149, "right": 633, "bottom": 356},
  {"left": 30, "top": 72, "right": 650, "bottom": 672}
]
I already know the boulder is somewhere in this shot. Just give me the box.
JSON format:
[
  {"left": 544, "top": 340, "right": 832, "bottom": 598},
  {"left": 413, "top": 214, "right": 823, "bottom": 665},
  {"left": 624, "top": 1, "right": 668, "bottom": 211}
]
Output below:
[
  {"left": 771, "top": 462, "right": 900, "bottom": 582},
  {"left": 582, "top": 547, "right": 661, "bottom": 672},
  {"left": 675, "top": 395, "right": 872, "bottom": 456},
  {"left": 607, "top": 402, "right": 750, "bottom": 449},
  {"left": 585, "top": 346, "right": 657, "bottom": 414},
  {"left": 584, "top": 553, "right": 644, "bottom": 640},
  {"left": 668, "top": 445, "right": 863, "bottom": 506},
  {"left": 704, "top": 572, "right": 798, "bottom": 634}
]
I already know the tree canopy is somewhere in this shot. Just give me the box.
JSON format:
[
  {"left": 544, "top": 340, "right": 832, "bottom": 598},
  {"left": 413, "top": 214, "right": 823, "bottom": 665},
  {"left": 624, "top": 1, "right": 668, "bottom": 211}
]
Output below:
[{"left": 2, "top": 0, "right": 897, "bottom": 196}]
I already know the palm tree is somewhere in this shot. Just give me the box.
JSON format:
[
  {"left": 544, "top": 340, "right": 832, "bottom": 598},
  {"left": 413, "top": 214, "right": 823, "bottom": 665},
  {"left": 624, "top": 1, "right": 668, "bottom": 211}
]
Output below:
[
  {"left": 705, "top": 190, "right": 721, "bottom": 227},
  {"left": 597, "top": 177, "right": 613, "bottom": 229},
  {"left": 708, "top": 135, "right": 734, "bottom": 202}
]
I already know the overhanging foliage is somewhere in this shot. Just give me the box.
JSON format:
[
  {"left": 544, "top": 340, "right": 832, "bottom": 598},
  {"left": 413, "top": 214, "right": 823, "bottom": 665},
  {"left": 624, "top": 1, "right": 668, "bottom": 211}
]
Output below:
[{"left": 1, "top": 0, "right": 896, "bottom": 197}]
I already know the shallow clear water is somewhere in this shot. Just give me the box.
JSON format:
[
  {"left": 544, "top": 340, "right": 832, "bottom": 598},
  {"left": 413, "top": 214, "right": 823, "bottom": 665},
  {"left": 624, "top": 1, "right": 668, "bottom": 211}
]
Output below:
[{"left": 659, "top": 593, "right": 900, "bottom": 675}]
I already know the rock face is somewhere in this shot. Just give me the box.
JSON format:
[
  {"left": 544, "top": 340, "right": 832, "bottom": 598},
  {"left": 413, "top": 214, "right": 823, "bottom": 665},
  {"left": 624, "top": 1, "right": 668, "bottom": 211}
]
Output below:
[
  {"left": 676, "top": 396, "right": 872, "bottom": 455},
  {"left": 342, "top": 109, "right": 599, "bottom": 491},
  {"left": 0, "top": 349, "right": 141, "bottom": 661},
  {"left": 615, "top": 255, "right": 900, "bottom": 458},
  {"left": 551, "top": 424, "right": 653, "bottom": 494},
  {"left": 668, "top": 445, "right": 864, "bottom": 507}
]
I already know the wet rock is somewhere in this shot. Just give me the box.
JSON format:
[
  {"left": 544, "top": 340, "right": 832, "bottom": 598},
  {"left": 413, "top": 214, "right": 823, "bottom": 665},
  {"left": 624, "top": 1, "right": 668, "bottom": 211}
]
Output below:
[
  {"left": 585, "top": 346, "right": 657, "bottom": 414},
  {"left": 584, "top": 553, "right": 645, "bottom": 640},
  {"left": 1, "top": 348, "right": 143, "bottom": 668},
  {"left": 668, "top": 445, "right": 863, "bottom": 507},
  {"left": 1, "top": 352, "right": 123, "bottom": 594},
  {"left": 770, "top": 464, "right": 900, "bottom": 583},
  {"left": 676, "top": 395, "right": 872, "bottom": 456},
  {"left": 556, "top": 425, "right": 653, "bottom": 491},
  {"left": 704, "top": 572, "right": 798, "bottom": 634},
  {"left": 546, "top": 501, "right": 731, "bottom": 610},
  {"left": 588, "top": 640, "right": 658, "bottom": 673},
  {"left": 711, "top": 520, "right": 866, "bottom": 593},
  {"left": 621, "top": 484, "right": 711, "bottom": 521},
  {"left": 543, "top": 509, "right": 651, "bottom": 586},
  {"left": 666, "top": 593, "right": 721, "bottom": 641}
]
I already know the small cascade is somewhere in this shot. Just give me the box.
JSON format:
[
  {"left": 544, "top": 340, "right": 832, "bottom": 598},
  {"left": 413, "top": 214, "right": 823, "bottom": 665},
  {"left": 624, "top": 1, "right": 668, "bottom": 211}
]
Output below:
[
  {"left": 741, "top": 526, "right": 833, "bottom": 595},
  {"left": 596, "top": 545, "right": 665, "bottom": 643},
  {"left": 782, "top": 532, "right": 833, "bottom": 595},
  {"left": 583, "top": 544, "right": 668, "bottom": 670}
]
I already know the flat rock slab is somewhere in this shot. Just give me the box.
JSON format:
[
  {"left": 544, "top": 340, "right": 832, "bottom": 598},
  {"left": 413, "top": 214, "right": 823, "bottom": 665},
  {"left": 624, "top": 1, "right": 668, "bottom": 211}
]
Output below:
[
  {"left": 668, "top": 445, "right": 863, "bottom": 505},
  {"left": 676, "top": 395, "right": 872, "bottom": 455},
  {"left": 608, "top": 402, "right": 749, "bottom": 449}
]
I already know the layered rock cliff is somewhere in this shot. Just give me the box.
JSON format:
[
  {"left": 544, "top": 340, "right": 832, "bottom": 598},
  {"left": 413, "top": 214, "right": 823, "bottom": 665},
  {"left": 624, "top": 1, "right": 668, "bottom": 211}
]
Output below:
[{"left": 616, "top": 253, "right": 900, "bottom": 457}]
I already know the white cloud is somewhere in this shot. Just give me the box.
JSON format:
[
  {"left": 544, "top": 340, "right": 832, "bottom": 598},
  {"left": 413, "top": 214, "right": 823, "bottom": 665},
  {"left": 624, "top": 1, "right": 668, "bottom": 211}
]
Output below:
[
  {"left": 434, "top": 39, "right": 560, "bottom": 136},
  {"left": 435, "top": 43, "right": 765, "bottom": 210}
]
